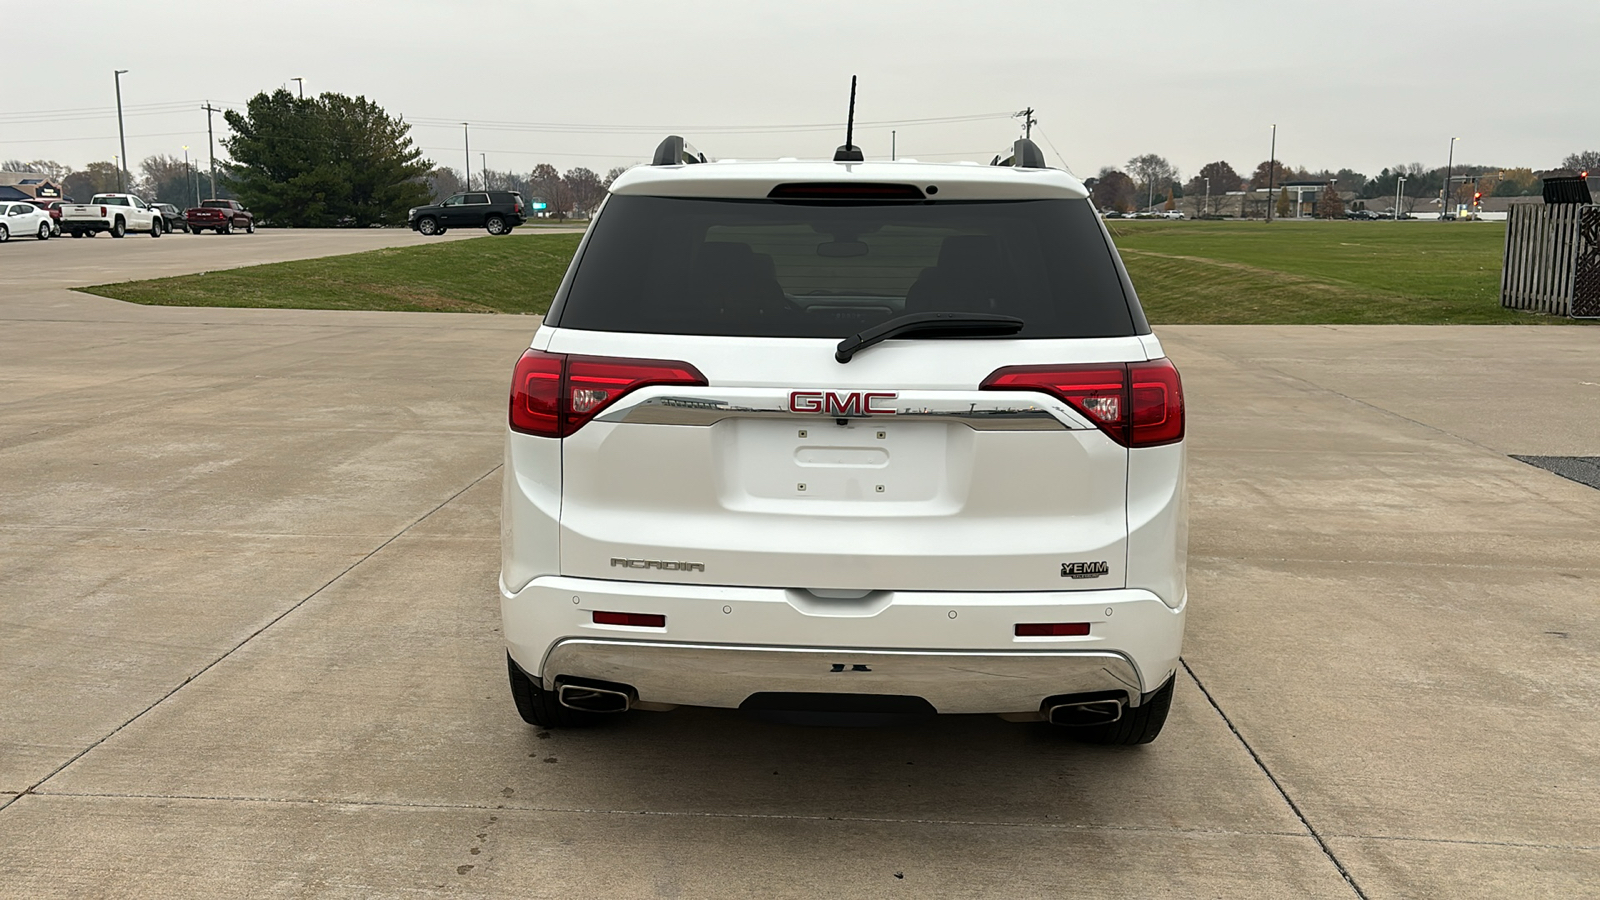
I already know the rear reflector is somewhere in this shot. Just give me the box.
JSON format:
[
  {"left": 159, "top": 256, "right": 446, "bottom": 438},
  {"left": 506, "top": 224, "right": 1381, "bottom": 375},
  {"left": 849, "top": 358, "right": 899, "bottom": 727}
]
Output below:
[
  {"left": 592, "top": 611, "right": 666, "bottom": 628},
  {"left": 980, "top": 358, "right": 1184, "bottom": 448},
  {"left": 1015, "top": 622, "right": 1091, "bottom": 637},
  {"left": 510, "top": 350, "right": 706, "bottom": 437}
]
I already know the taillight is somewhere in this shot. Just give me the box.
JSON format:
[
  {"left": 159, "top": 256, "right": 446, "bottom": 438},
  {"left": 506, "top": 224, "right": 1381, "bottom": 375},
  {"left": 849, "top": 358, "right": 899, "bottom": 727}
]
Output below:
[
  {"left": 980, "top": 358, "right": 1184, "bottom": 447},
  {"left": 100, "top": 206, "right": 107, "bottom": 216},
  {"left": 509, "top": 350, "right": 706, "bottom": 437}
]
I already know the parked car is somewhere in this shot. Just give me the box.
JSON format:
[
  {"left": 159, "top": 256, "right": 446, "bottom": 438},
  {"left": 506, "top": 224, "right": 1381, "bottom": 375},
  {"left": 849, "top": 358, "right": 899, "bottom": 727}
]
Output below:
[
  {"left": 501, "top": 137, "right": 1188, "bottom": 744},
  {"left": 60, "top": 193, "right": 163, "bottom": 238},
  {"left": 1, "top": 201, "right": 55, "bottom": 241},
  {"left": 185, "top": 199, "right": 254, "bottom": 234},
  {"left": 26, "top": 199, "right": 64, "bottom": 235},
  {"left": 151, "top": 203, "right": 189, "bottom": 233},
  {"left": 408, "top": 190, "right": 525, "bottom": 235}
]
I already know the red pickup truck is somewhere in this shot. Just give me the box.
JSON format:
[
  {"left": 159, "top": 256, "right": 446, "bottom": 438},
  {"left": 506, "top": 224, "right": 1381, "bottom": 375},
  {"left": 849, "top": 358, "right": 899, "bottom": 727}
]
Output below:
[{"left": 185, "top": 199, "right": 255, "bottom": 234}]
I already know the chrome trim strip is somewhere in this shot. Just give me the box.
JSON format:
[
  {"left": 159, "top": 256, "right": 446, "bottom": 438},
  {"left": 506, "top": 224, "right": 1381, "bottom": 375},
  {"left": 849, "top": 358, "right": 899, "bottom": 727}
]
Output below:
[
  {"left": 539, "top": 638, "right": 1144, "bottom": 714},
  {"left": 596, "top": 389, "right": 1087, "bottom": 431}
]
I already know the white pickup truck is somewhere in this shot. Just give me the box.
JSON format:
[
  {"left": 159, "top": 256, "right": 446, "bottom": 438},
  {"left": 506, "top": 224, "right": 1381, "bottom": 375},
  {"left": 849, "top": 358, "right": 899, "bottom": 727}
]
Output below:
[{"left": 60, "top": 193, "right": 164, "bottom": 239}]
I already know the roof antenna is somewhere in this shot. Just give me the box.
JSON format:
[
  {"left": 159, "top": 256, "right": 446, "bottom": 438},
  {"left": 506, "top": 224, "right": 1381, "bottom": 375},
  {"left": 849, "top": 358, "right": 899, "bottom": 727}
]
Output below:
[{"left": 833, "top": 76, "right": 864, "bottom": 162}]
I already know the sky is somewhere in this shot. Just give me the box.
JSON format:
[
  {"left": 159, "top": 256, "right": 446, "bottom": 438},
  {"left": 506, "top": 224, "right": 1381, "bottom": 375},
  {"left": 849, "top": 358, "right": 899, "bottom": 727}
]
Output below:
[{"left": 5, "top": 0, "right": 1597, "bottom": 183}]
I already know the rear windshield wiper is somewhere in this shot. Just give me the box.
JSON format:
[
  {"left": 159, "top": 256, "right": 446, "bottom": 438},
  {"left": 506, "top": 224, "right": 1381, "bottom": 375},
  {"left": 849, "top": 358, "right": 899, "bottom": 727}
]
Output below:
[{"left": 835, "top": 312, "right": 1024, "bottom": 363}]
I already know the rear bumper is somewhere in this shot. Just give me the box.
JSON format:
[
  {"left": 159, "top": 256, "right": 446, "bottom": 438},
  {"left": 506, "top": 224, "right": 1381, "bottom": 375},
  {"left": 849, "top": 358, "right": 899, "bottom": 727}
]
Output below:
[{"left": 501, "top": 575, "right": 1185, "bottom": 714}]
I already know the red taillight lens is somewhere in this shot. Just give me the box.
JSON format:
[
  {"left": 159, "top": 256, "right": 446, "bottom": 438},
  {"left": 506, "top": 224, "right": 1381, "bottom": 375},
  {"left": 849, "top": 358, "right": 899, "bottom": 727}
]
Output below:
[
  {"left": 509, "top": 349, "right": 564, "bottom": 436},
  {"left": 1128, "top": 358, "right": 1185, "bottom": 447},
  {"left": 100, "top": 206, "right": 107, "bottom": 216},
  {"left": 1015, "top": 622, "right": 1091, "bottom": 636},
  {"left": 592, "top": 611, "right": 666, "bottom": 628},
  {"left": 980, "top": 359, "right": 1184, "bottom": 448},
  {"left": 509, "top": 350, "right": 706, "bottom": 437}
]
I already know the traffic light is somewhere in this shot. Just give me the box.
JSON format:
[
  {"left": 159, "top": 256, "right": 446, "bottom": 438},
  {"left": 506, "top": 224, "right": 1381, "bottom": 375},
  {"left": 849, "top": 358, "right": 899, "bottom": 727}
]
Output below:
[{"left": 1473, "top": 191, "right": 1482, "bottom": 208}]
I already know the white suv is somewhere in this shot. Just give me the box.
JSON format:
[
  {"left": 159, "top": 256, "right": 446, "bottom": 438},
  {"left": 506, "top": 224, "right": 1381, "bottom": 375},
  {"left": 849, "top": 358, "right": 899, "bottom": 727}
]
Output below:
[{"left": 501, "top": 137, "right": 1187, "bottom": 744}]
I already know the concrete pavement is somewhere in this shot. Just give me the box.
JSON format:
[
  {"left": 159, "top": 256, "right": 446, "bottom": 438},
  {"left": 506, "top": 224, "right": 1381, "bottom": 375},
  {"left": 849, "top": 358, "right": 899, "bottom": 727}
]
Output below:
[{"left": 1, "top": 234, "right": 1597, "bottom": 897}]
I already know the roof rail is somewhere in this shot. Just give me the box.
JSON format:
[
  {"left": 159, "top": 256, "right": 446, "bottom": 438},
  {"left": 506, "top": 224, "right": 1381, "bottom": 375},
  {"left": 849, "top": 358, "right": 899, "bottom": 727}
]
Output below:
[
  {"left": 990, "top": 138, "right": 1048, "bottom": 170},
  {"left": 652, "top": 135, "right": 708, "bottom": 166}
]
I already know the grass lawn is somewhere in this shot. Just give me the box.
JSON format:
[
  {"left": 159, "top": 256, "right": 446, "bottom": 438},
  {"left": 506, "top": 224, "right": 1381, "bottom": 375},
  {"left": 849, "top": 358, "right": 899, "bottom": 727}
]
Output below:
[
  {"left": 1108, "top": 219, "right": 1564, "bottom": 325},
  {"left": 83, "top": 219, "right": 1581, "bottom": 325},
  {"left": 83, "top": 234, "right": 582, "bottom": 314}
]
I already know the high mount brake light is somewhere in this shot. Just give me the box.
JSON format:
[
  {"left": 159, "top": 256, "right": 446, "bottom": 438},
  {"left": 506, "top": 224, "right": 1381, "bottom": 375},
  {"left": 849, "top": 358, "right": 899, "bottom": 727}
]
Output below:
[
  {"left": 980, "top": 359, "right": 1184, "bottom": 448},
  {"left": 509, "top": 350, "right": 706, "bottom": 437},
  {"left": 767, "top": 182, "right": 926, "bottom": 201}
]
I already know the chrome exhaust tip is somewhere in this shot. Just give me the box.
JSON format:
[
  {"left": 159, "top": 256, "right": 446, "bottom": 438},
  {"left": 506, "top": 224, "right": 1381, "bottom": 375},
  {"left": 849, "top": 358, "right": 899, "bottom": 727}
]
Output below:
[
  {"left": 557, "top": 682, "right": 634, "bottom": 713},
  {"left": 1046, "top": 698, "right": 1124, "bottom": 727}
]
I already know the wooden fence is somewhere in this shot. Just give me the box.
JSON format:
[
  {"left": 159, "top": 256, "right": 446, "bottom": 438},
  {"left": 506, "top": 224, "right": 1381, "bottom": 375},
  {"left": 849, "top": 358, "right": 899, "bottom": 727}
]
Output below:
[{"left": 1501, "top": 203, "right": 1600, "bottom": 318}]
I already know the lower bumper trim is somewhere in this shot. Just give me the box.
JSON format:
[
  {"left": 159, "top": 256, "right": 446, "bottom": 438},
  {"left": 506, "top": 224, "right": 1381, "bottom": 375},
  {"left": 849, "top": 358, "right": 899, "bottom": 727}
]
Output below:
[{"left": 539, "top": 638, "right": 1146, "bottom": 715}]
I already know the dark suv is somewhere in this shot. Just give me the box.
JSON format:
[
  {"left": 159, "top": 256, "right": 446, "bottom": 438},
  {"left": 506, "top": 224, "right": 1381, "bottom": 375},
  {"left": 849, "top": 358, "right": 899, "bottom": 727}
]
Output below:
[{"left": 409, "top": 191, "right": 525, "bottom": 236}]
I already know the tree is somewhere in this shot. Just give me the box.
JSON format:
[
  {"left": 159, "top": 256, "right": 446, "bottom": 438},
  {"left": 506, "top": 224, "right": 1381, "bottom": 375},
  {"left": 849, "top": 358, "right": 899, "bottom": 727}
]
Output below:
[
  {"left": 1493, "top": 167, "right": 1539, "bottom": 196},
  {"left": 2, "top": 159, "right": 72, "bottom": 181},
  {"left": 1316, "top": 183, "right": 1344, "bottom": 219},
  {"left": 1126, "top": 153, "right": 1179, "bottom": 211},
  {"left": 426, "top": 166, "right": 463, "bottom": 201},
  {"left": 1562, "top": 150, "right": 1600, "bottom": 173},
  {"left": 1184, "top": 160, "right": 1242, "bottom": 217},
  {"left": 1090, "top": 169, "right": 1136, "bottom": 212},
  {"left": 1163, "top": 186, "right": 1175, "bottom": 211},
  {"left": 603, "top": 166, "right": 628, "bottom": 188},
  {"left": 530, "top": 163, "right": 564, "bottom": 216},
  {"left": 138, "top": 154, "right": 203, "bottom": 207},
  {"left": 223, "top": 88, "right": 432, "bottom": 227},
  {"left": 1250, "top": 160, "right": 1292, "bottom": 189},
  {"left": 62, "top": 162, "right": 124, "bottom": 202},
  {"left": 1275, "top": 187, "right": 1290, "bottom": 219},
  {"left": 564, "top": 167, "right": 605, "bottom": 218}
]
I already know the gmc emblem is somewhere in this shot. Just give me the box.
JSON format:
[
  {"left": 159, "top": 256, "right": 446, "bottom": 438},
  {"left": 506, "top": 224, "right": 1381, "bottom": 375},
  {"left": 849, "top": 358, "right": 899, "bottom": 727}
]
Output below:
[{"left": 788, "top": 390, "right": 898, "bottom": 416}]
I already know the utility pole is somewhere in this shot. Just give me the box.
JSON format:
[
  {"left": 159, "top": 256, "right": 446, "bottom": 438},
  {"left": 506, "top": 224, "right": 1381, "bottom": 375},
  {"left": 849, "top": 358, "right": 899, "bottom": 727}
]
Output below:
[
  {"left": 183, "top": 145, "right": 195, "bottom": 208},
  {"left": 1266, "top": 123, "right": 1277, "bottom": 223},
  {"left": 1015, "top": 107, "right": 1036, "bottom": 139},
  {"left": 1396, "top": 174, "right": 1407, "bottom": 219},
  {"left": 462, "top": 123, "right": 471, "bottom": 191},
  {"left": 1204, "top": 176, "right": 1211, "bottom": 218},
  {"left": 291, "top": 77, "right": 303, "bottom": 100},
  {"left": 114, "top": 70, "right": 129, "bottom": 192},
  {"left": 891, "top": 130, "right": 896, "bottom": 161},
  {"left": 481, "top": 152, "right": 487, "bottom": 188},
  {"left": 1442, "top": 137, "right": 1457, "bottom": 220},
  {"left": 202, "top": 102, "right": 221, "bottom": 200}
]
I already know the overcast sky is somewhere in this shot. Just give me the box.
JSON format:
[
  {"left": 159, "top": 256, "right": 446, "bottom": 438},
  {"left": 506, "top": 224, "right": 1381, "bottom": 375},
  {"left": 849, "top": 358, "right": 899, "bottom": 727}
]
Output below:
[{"left": 5, "top": 0, "right": 1596, "bottom": 181}]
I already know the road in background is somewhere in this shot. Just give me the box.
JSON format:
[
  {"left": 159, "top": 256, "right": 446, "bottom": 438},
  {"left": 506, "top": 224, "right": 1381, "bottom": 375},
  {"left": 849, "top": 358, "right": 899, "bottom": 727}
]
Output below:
[{"left": 0, "top": 243, "right": 1596, "bottom": 897}]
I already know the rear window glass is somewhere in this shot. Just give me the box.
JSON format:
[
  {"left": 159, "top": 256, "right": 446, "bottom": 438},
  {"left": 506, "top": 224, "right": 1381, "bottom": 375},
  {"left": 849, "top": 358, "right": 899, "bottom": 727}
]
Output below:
[
  {"left": 550, "top": 196, "right": 1137, "bottom": 338},
  {"left": 94, "top": 196, "right": 130, "bottom": 206},
  {"left": 202, "top": 200, "right": 230, "bottom": 208}
]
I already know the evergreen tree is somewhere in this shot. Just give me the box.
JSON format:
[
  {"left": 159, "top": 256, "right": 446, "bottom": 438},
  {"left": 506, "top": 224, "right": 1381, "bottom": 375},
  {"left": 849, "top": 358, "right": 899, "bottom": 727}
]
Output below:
[
  {"left": 1276, "top": 187, "right": 1291, "bottom": 219},
  {"left": 222, "top": 89, "right": 431, "bottom": 227}
]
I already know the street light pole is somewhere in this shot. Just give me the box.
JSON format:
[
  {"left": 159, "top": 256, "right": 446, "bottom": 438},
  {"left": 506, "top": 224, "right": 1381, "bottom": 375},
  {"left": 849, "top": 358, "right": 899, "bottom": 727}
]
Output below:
[
  {"left": 1396, "top": 175, "right": 1407, "bottom": 220},
  {"left": 183, "top": 145, "right": 194, "bottom": 209},
  {"left": 462, "top": 123, "right": 471, "bottom": 191},
  {"left": 114, "top": 70, "right": 129, "bottom": 192},
  {"left": 1266, "top": 123, "right": 1277, "bottom": 222},
  {"left": 1204, "top": 176, "right": 1211, "bottom": 218},
  {"left": 1443, "top": 137, "right": 1456, "bottom": 220},
  {"left": 291, "top": 77, "right": 303, "bottom": 100},
  {"left": 481, "top": 152, "right": 487, "bottom": 188}
]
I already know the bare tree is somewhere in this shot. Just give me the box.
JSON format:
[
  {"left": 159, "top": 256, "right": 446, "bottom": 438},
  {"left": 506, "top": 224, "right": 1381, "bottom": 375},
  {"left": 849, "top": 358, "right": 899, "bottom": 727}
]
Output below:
[
  {"left": 2, "top": 158, "right": 72, "bottom": 181},
  {"left": 426, "top": 167, "right": 463, "bottom": 201},
  {"left": 1562, "top": 150, "right": 1600, "bottom": 173},
  {"left": 563, "top": 167, "right": 605, "bottom": 218},
  {"left": 1126, "top": 154, "right": 1179, "bottom": 211},
  {"left": 529, "top": 163, "right": 563, "bottom": 216},
  {"left": 603, "top": 166, "right": 628, "bottom": 188}
]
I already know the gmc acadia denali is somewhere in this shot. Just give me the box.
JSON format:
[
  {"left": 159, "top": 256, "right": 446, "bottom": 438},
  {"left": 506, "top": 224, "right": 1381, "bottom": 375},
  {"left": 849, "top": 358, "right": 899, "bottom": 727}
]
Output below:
[{"left": 501, "top": 136, "right": 1187, "bottom": 744}]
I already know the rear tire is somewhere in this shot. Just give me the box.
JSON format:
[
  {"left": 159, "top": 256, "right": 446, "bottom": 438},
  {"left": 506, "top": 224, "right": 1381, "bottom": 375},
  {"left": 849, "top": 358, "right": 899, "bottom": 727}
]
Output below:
[
  {"left": 485, "top": 215, "right": 507, "bottom": 235},
  {"left": 111, "top": 218, "right": 126, "bottom": 238},
  {"left": 1069, "top": 677, "right": 1175, "bottom": 746},
  {"left": 38, "top": 222, "right": 51, "bottom": 240},
  {"left": 220, "top": 221, "right": 232, "bottom": 235},
  {"left": 508, "top": 654, "right": 600, "bottom": 729}
]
